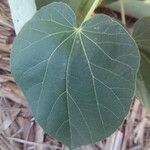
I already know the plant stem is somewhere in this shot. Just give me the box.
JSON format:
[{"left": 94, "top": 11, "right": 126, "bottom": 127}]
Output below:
[
  {"left": 83, "top": 0, "right": 103, "bottom": 23},
  {"left": 120, "top": 0, "right": 126, "bottom": 25}
]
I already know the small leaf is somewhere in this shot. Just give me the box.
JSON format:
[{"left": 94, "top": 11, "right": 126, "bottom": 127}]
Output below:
[
  {"left": 133, "top": 17, "right": 150, "bottom": 110},
  {"left": 8, "top": 0, "right": 36, "bottom": 34},
  {"left": 11, "top": 2, "right": 140, "bottom": 149},
  {"left": 35, "top": 0, "right": 100, "bottom": 26}
]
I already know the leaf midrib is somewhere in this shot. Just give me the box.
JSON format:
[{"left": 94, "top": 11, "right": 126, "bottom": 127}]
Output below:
[{"left": 79, "top": 32, "right": 106, "bottom": 137}]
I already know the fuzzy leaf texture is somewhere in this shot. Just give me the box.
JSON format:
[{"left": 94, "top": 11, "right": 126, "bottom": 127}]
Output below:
[
  {"left": 133, "top": 17, "right": 150, "bottom": 111},
  {"left": 11, "top": 2, "right": 140, "bottom": 149}
]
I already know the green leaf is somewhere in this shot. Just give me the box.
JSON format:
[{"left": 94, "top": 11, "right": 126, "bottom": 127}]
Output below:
[
  {"left": 8, "top": 0, "right": 36, "bottom": 34},
  {"left": 133, "top": 17, "right": 150, "bottom": 110},
  {"left": 11, "top": 2, "right": 140, "bottom": 149},
  {"left": 35, "top": 0, "right": 100, "bottom": 26},
  {"left": 106, "top": 0, "right": 150, "bottom": 19}
]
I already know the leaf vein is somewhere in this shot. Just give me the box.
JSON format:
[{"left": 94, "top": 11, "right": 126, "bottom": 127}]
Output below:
[
  {"left": 35, "top": 32, "right": 75, "bottom": 119},
  {"left": 13, "top": 30, "right": 73, "bottom": 60},
  {"left": 79, "top": 33, "right": 107, "bottom": 137},
  {"left": 68, "top": 93, "right": 94, "bottom": 143},
  {"left": 94, "top": 77, "right": 126, "bottom": 114},
  {"left": 81, "top": 32, "right": 134, "bottom": 71},
  {"left": 45, "top": 91, "right": 67, "bottom": 129}
]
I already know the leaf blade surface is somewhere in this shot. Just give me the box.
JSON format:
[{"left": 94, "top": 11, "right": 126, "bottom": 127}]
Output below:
[
  {"left": 11, "top": 2, "right": 140, "bottom": 149},
  {"left": 133, "top": 17, "right": 150, "bottom": 110}
]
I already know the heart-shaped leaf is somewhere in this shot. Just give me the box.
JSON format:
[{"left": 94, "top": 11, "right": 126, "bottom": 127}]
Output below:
[
  {"left": 11, "top": 2, "right": 140, "bottom": 149},
  {"left": 35, "top": 0, "right": 100, "bottom": 25},
  {"left": 133, "top": 17, "right": 150, "bottom": 110}
]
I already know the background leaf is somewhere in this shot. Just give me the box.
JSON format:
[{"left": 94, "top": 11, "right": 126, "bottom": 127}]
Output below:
[
  {"left": 133, "top": 17, "right": 150, "bottom": 110},
  {"left": 106, "top": 0, "right": 150, "bottom": 19},
  {"left": 35, "top": 0, "right": 100, "bottom": 26},
  {"left": 11, "top": 2, "right": 140, "bottom": 149},
  {"left": 8, "top": 0, "right": 36, "bottom": 34}
]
